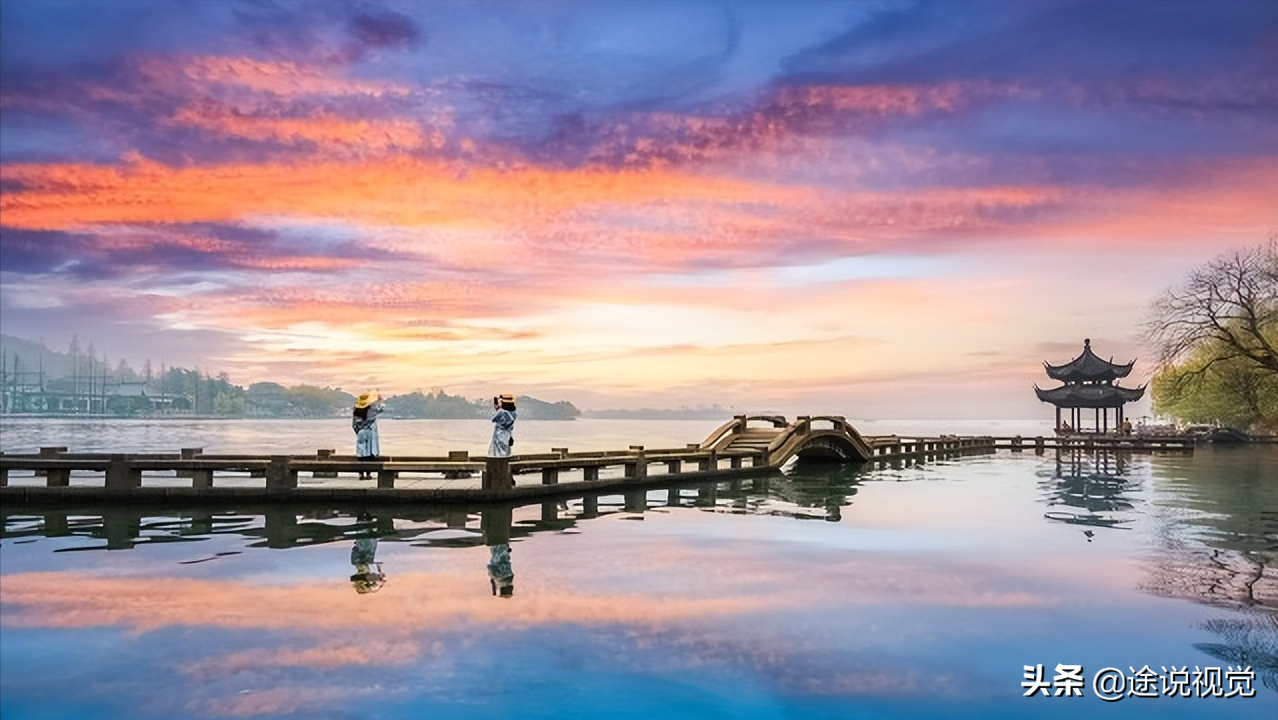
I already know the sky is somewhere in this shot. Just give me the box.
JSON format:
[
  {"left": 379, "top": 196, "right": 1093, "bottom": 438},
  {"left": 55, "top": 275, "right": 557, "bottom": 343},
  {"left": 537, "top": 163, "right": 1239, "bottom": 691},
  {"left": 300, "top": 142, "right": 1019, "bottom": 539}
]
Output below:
[{"left": 1, "top": 0, "right": 1275, "bottom": 418}]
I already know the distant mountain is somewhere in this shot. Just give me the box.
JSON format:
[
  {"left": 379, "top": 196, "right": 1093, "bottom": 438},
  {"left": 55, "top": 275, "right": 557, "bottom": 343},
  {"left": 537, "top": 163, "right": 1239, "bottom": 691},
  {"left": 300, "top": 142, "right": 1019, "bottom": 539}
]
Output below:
[{"left": 0, "top": 333, "right": 76, "bottom": 378}]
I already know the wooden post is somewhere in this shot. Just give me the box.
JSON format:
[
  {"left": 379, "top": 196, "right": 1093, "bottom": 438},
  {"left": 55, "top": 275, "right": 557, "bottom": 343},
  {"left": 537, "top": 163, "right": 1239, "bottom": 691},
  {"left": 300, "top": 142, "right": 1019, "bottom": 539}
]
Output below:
[
  {"left": 36, "top": 446, "right": 66, "bottom": 479},
  {"left": 582, "top": 494, "right": 599, "bottom": 517},
  {"left": 729, "top": 455, "right": 742, "bottom": 469},
  {"left": 177, "top": 447, "right": 203, "bottom": 478},
  {"left": 666, "top": 459, "right": 681, "bottom": 474},
  {"left": 105, "top": 454, "right": 141, "bottom": 489},
  {"left": 377, "top": 469, "right": 396, "bottom": 489},
  {"left": 699, "top": 450, "right": 717, "bottom": 472},
  {"left": 542, "top": 467, "right": 559, "bottom": 485},
  {"left": 583, "top": 465, "right": 599, "bottom": 482},
  {"left": 0, "top": 454, "right": 7, "bottom": 487},
  {"left": 552, "top": 447, "right": 569, "bottom": 458},
  {"left": 624, "top": 446, "right": 646, "bottom": 479},
  {"left": 484, "top": 457, "right": 513, "bottom": 490},
  {"left": 191, "top": 468, "right": 214, "bottom": 488},
  {"left": 313, "top": 448, "right": 337, "bottom": 478},
  {"left": 444, "top": 450, "right": 472, "bottom": 479},
  {"left": 265, "top": 456, "right": 296, "bottom": 490},
  {"left": 46, "top": 464, "right": 70, "bottom": 487}
]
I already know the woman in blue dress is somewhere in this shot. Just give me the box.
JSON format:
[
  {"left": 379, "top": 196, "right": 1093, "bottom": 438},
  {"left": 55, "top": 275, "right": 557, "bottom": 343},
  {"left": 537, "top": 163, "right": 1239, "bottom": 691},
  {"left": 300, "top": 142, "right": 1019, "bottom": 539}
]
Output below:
[
  {"left": 352, "top": 391, "right": 384, "bottom": 479},
  {"left": 488, "top": 393, "right": 516, "bottom": 458}
]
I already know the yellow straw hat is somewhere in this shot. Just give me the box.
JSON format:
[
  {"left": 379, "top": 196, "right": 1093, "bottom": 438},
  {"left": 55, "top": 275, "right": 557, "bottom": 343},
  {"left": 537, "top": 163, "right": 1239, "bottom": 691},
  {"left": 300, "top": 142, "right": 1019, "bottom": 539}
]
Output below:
[
  {"left": 498, "top": 393, "right": 515, "bottom": 404},
  {"left": 355, "top": 392, "right": 378, "bottom": 409}
]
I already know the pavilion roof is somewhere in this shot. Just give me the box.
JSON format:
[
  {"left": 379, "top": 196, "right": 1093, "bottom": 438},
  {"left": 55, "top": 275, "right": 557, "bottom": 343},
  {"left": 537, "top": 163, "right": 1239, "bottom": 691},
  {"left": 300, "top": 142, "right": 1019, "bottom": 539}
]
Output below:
[
  {"left": 1034, "top": 383, "right": 1146, "bottom": 408},
  {"left": 1043, "top": 338, "right": 1135, "bottom": 383}
]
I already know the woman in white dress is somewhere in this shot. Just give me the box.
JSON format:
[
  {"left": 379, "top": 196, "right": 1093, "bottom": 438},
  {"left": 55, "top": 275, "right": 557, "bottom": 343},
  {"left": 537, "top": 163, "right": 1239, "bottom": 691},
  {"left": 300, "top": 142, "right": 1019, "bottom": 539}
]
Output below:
[
  {"left": 352, "top": 391, "right": 384, "bottom": 479},
  {"left": 488, "top": 393, "right": 517, "bottom": 458}
]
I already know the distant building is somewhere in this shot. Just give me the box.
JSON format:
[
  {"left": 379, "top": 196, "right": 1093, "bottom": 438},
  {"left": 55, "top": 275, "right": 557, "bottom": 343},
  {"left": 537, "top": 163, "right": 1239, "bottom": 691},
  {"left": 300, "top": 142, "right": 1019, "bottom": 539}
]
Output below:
[
  {"left": 108, "top": 382, "right": 183, "bottom": 413},
  {"left": 1034, "top": 339, "right": 1145, "bottom": 434}
]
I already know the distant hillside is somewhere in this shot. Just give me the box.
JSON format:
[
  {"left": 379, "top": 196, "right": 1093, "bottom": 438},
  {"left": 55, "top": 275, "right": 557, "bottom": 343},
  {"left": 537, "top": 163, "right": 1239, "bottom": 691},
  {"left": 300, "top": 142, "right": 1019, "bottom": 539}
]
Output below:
[
  {"left": 383, "top": 391, "right": 580, "bottom": 420},
  {"left": 0, "top": 333, "right": 76, "bottom": 378}
]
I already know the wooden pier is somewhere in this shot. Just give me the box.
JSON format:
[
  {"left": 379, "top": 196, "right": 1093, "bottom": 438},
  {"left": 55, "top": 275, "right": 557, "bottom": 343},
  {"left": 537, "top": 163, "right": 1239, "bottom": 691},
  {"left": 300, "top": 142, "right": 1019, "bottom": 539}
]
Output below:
[{"left": 0, "top": 416, "right": 1193, "bottom": 505}]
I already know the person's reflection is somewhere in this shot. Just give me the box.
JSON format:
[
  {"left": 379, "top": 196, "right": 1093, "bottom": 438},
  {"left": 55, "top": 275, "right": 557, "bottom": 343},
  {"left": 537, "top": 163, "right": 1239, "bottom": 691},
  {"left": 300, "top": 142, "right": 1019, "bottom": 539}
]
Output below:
[
  {"left": 481, "top": 506, "right": 515, "bottom": 598},
  {"left": 488, "top": 543, "right": 514, "bottom": 597},
  {"left": 349, "top": 536, "right": 385, "bottom": 594}
]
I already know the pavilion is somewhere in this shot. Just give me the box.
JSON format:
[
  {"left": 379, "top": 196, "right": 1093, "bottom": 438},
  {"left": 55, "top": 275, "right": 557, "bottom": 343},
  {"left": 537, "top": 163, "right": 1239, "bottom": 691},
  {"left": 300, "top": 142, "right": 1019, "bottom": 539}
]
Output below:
[{"left": 1034, "top": 339, "right": 1145, "bottom": 434}]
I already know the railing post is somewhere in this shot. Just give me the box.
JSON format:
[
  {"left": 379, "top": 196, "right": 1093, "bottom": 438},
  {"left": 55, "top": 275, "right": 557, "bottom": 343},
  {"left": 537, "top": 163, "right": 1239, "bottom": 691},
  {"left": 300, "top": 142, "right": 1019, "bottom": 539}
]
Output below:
[
  {"left": 177, "top": 447, "right": 203, "bottom": 478},
  {"left": 377, "top": 468, "right": 397, "bottom": 489},
  {"left": 106, "top": 454, "right": 142, "bottom": 489},
  {"left": 484, "top": 457, "right": 513, "bottom": 490},
  {"left": 699, "top": 450, "right": 717, "bottom": 472},
  {"left": 266, "top": 456, "right": 297, "bottom": 490},
  {"left": 625, "top": 446, "right": 646, "bottom": 479},
  {"left": 552, "top": 447, "right": 569, "bottom": 458},
  {"left": 666, "top": 459, "right": 681, "bottom": 474},
  {"left": 313, "top": 448, "right": 337, "bottom": 478},
  {"left": 583, "top": 465, "right": 599, "bottom": 482},
  {"left": 444, "top": 450, "right": 473, "bottom": 479},
  {"left": 37, "top": 446, "right": 66, "bottom": 479},
  {"left": 542, "top": 467, "right": 559, "bottom": 485},
  {"left": 0, "top": 453, "right": 7, "bottom": 487},
  {"left": 191, "top": 468, "right": 214, "bottom": 488},
  {"left": 46, "top": 464, "right": 70, "bottom": 487}
]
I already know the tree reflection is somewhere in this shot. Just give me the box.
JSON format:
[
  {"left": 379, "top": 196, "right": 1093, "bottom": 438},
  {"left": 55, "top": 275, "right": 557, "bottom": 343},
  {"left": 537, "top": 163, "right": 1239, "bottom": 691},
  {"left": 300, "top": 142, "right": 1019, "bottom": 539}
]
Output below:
[{"left": 1195, "top": 613, "right": 1278, "bottom": 694}]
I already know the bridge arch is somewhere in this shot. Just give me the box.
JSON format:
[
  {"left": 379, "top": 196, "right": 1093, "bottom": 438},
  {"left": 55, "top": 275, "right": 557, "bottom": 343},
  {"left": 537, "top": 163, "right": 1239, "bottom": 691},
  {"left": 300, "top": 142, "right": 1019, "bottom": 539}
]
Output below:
[{"left": 701, "top": 415, "right": 874, "bottom": 467}]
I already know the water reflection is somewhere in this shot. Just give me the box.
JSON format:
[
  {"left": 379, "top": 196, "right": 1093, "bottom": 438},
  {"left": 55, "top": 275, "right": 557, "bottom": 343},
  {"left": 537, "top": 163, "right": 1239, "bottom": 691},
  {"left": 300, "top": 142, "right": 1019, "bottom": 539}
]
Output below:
[
  {"left": 348, "top": 513, "right": 385, "bottom": 594},
  {"left": 1039, "top": 449, "right": 1138, "bottom": 540},
  {"left": 482, "top": 506, "right": 515, "bottom": 597}
]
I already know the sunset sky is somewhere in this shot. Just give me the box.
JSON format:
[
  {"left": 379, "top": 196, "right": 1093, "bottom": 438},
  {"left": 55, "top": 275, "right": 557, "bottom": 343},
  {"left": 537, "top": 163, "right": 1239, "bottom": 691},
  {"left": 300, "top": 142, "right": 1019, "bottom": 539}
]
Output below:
[{"left": 1, "top": 0, "right": 1275, "bottom": 418}]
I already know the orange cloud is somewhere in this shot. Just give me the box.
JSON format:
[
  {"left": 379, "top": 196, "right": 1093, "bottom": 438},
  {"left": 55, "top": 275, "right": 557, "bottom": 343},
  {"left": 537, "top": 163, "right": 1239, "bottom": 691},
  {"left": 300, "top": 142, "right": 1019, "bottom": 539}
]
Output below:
[{"left": 140, "top": 56, "right": 415, "bottom": 99}]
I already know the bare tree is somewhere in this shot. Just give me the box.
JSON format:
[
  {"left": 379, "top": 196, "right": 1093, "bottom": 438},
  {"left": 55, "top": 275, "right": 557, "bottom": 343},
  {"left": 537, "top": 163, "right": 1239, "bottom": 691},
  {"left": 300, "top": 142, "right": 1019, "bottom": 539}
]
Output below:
[{"left": 1146, "top": 238, "right": 1278, "bottom": 377}]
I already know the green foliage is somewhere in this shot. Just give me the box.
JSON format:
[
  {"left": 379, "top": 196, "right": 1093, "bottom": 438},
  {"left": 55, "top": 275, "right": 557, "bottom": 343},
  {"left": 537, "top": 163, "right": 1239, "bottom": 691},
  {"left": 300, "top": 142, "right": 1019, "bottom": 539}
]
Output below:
[
  {"left": 1152, "top": 336, "right": 1278, "bottom": 433},
  {"left": 384, "top": 389, "right": 483, "bottom": 419},
  {"left": 1148, "top": 240, "right": 1278, "bottom": 433}
]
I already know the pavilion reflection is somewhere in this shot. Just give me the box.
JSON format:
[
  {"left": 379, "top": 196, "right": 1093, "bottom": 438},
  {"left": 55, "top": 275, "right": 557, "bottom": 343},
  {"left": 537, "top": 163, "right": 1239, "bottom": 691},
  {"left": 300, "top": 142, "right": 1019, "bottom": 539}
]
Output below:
[{"left": 1039, "top": 449, "right": 1138, "bottom": 540}]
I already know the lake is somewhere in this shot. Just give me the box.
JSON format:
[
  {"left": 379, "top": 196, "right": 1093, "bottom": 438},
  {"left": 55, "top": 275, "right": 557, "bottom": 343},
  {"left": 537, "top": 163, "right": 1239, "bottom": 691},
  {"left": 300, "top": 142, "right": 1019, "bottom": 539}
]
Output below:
[{"left": 1, "top": 418, "right": 1275, "bottom": 719}]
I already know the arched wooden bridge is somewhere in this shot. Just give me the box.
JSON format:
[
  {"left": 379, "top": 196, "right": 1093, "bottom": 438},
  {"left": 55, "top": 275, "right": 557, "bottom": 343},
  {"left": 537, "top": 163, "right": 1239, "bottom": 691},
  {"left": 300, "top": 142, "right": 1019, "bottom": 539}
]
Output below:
[{"left": 700, "top": 415, "right": 875, "bottom": 468}]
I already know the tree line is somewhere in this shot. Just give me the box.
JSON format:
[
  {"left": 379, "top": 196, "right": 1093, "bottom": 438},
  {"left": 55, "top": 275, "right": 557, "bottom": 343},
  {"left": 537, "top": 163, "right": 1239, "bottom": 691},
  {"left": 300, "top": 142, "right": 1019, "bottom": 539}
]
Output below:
[{"left": 0, "top": 336, "right": 579, "bottom": 419}]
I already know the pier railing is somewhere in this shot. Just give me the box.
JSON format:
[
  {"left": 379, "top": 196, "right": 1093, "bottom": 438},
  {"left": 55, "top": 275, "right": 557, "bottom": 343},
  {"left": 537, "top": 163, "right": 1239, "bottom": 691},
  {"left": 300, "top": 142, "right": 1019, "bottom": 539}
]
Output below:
[{"left": 0, "top": 424, "right": 1194, "bottom": 505}]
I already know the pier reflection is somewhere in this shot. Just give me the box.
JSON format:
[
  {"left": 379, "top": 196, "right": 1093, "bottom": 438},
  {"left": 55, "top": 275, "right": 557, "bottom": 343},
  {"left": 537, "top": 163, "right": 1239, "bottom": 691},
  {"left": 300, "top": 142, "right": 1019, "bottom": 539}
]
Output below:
[{"left": 1, "top": 469, "right": 867, "bottom": 555}]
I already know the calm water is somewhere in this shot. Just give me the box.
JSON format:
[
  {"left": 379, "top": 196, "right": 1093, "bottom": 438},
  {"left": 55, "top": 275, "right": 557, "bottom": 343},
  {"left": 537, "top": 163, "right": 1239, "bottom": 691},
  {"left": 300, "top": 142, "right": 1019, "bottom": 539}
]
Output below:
[{"left": 1, "top": 419, "right": 1275, "bottom": 719}]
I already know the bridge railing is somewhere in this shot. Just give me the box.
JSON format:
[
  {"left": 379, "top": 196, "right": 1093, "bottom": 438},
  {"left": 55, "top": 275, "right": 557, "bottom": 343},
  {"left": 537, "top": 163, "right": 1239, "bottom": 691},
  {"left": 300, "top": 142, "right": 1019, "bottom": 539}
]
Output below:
[{"left": 699, "top": 414, "right": 788, "bottom": 450}]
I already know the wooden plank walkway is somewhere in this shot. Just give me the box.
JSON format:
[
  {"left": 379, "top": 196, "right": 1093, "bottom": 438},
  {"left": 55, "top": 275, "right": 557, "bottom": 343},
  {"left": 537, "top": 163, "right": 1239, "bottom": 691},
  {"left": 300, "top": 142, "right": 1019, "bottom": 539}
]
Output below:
[{"left": 0, "top": 415, "right": 1194, "bottom": 505}]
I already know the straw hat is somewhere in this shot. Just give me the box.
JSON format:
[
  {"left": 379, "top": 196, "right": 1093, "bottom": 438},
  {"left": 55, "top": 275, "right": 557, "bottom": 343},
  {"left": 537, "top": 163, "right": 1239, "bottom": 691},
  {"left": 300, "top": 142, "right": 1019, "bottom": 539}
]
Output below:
[
  {"left": 355, "top": 391, "right": 379, "bottom": 409},
  {"left": 350, "top": 570, "right": 386, "bottom": 594},
  {"left": 498, "top": 393, "right": 515, "bottom": 404}
]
